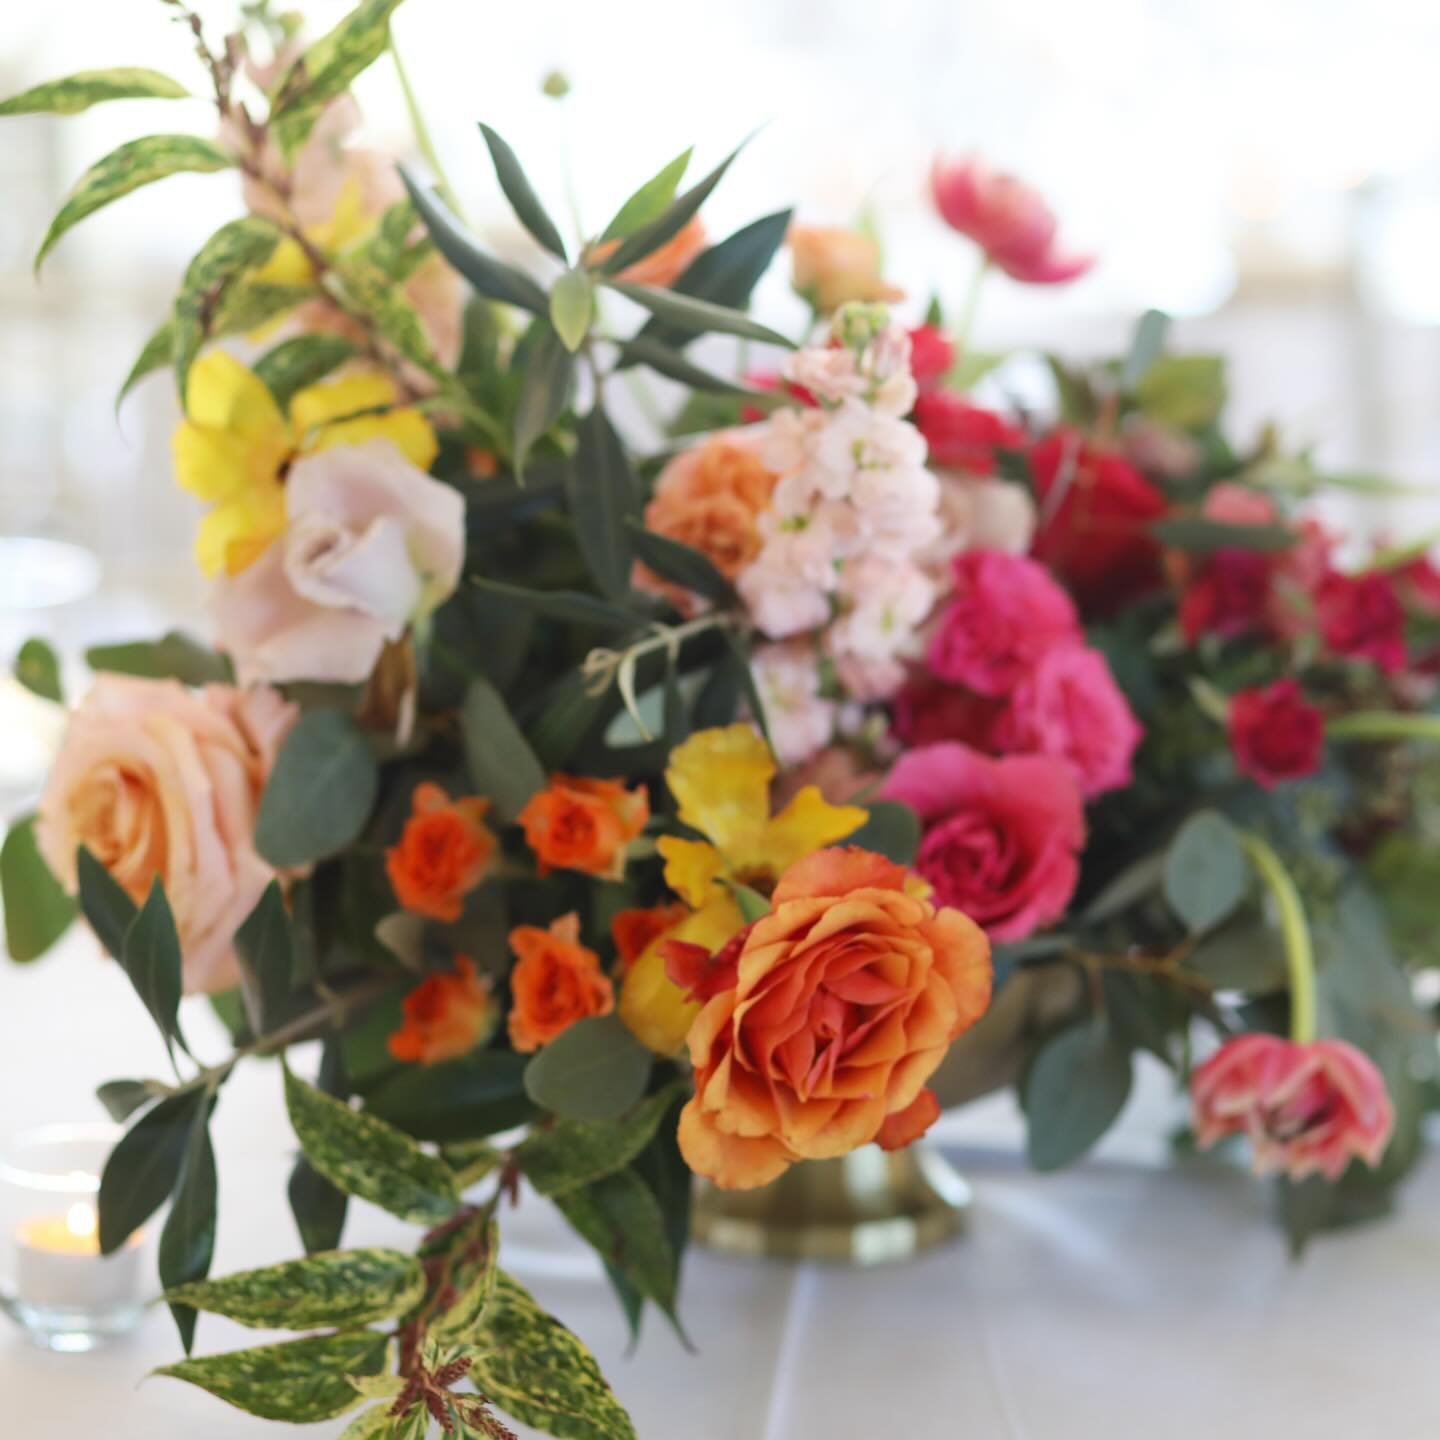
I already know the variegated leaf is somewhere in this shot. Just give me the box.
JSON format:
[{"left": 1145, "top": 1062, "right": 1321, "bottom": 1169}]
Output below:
[
  {"left": 0, "top": 67, "right": 188, "bottom": 116},
  {"left": 340, "top": 1404, "right": 400, "bottom": 1439},
  {"left": 116, "top": 320, "right": 173, "bottom": 409},
  {"left": 164, "top": 1248, "right": 425, "bottom": 1332},
  {"left": 430, "top": 1216, "right": 498, "bottom": 1340}
]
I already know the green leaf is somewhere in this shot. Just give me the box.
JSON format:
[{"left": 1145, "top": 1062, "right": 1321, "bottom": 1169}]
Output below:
[
  {"left": 724, "top": 881, "right": 771, "bottom": 924},
  {"left": 85, "top": 630, "right": 232, "bottom": 684},
  {"left": 289, "top": 1158, "right": 349, "bottom": 1256},
  {"left": 76, "top": 845, "right": 137, "bottom": 960},
  {"left": 339, "top": 1405, "right": 400, "bottom": 1440},
  {"left": 549, "top": 266, "right": 594, "bottom": 353},
  {"left": 1164, "top": 810, "right": 1250, "bottom": 934},
  {"left": 159, "top": 1100, "right": 217, "bottom": 1353},
  {"left": 601, "top": 148, "right": 692, "bottom": 242},
  {"left": 513, "top": 322, "right": 574, "bottom": 478},
  {"left": 620, "top": 335, "right": 767, "bottom": 396},
  {"left": 479, "top": 122, "right": 567, "bottom": 260},
  {"left": 2, "top": 815, "right": 76, "bottom": 962},
  {"left": 401, "top": 171, "right": 548, "bottom": 313},
  {"left": 365, "top": 1050, "right": 535, "bottom": 1142},
  {"left": 843, "top": 801, "right": 918, "bottom": 867},
  {"left": 1133, "top": 354, "right": 1226, "bottom": 430},
  {"left": 155, "top": 1330, "right": 389, "bottom": 1423},
  {"left": 606, "top": 279, "right": 793, "bottom": 349},
  {"left": 1024, "top": 1018, "right": 1133, "bottom": 1171},
  {"left": 98, "top": 1089, "right": 208, "bottom": 1254},
  {"left": 37, "top": 135, "right": 233, "bottom": 271},
  {"left": 515, "top": 1082, "right": 686, "bottom": 1197},
  {"left": 467, "top": 579, "right": 638, "bottom": 632},
  {"left": 1150, "top": 517, "right": 1295, "bottom": 554},
  {"left": 462, "top": 677, "right": 546, "bottom": 825},
  {"left": 334, "top": 258, "right": 446, "bottom": 386},
  {"left": 626, "top": 521, "right": 733, "bottom": 607},
  {"left": 284, "top": 1065, "right": 459, "bottom": 1224},
  {"left": 117, "top": 321, "right": 174, "bottom": 409},
  {"left": 600, "top": 137, "right": 750, "bottom": 276},
  {"left": 1081, "top": 851, "right": 1166, "bottom": 925},
  {"left": 14, "top": 637, "right": 62, "bottom": 702},
  {"left": 96, "top": 1078, "right": 158, "bottom": 1123},
  {"left": 524, "top": 1014, "right": 652, "bottom": 1122},
  {"left": 947, "top": 348, "right": 1006, "bottom": 392},
  {"left": 165, "top": 1248, "right": 424, "bottom": 1331},
  {"left": 233, "top": 881, "right": 296, "bottom": 1034},
  {"left": 212, "top": 280, "right": 320, "bottom": 337},
  {"left": 1120, "top": 308, "right": 1170, "bottom": 391},
  {"left": 0, "top": 66, "right": 188, "bottom": 116},
  {"left": 269, "top": 0, "right": 408, "bottom": 159},
  {"left": 254, "top": 334, "right": 360, "bottom": 410},
  {"left": 123, "top": 878, "right": 187, "bottom": 1060},
  {"left": 566, "top": 406, "right": 638, "bottom": 600},
  {"left": 466, "top": 1272, "right": 637, "bottom": 1440},
  {"left": 429, "top": 1213, "right": 499, "bottom": 1340},
  {"left": 255, "top": 710, "right": 379, "bottom": 869}
]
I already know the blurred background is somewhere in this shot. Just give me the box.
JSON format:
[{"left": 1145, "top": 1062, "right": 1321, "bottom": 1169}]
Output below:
[{"left": 5, "top": 0, "right": 1440, "bottom": 798}]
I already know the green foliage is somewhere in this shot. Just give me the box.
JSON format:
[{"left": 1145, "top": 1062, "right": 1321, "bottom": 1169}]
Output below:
[
  {"left": 1151, "top": 517, "right": 1295, "bottom": 554},
  {"left": 0, "top": 67, "right": 188, "bottom": 116},
  {"left": 1024, "top": 1017, "right": 1133, "bottom": 1171},
  {"left": 462, "top": 677, "right": 547, "bottom": 824},
  {"left": 623, "top": 336, "right": 766, "bottom": 395},
  {"left": 98, "top": 1089, "right": 209, "bottom": 1255},
  {"left": 155, "top": 1330, "right": 389, "bottom": 1423},
  {"left": 606, "top": 279, "right": 793, "bottom": 348},
  {"left": 479, "top": 122, "right": 568, "bottom": 260},
  {"left": 96, "top": 1078, "right": 159, "bottom": 1123},
  {"left": 513, "top": 322, "right": 575, "bottom": 478},
  {"left": 1133, "top": 353, "right": 1226, "bottom": 429},
  {"left": 117, "top": 321, "right": 175, "bottom": 407},
  {"left": 14, "top": 637, "right": 62, "bottom": 701},
  {"left": 1120, "top": 308, "right": 1170, "bottom": 390},
  {"left": 550, "top": 267, "right": 595, "bottom": 352},
  {"left": 626, "top": 521, "right": 733, "bottom": 606},
  {"left": 568, "top": 406, "right": 639, "bottom": 600},
  {"left": 364, "top": 1050, "right": 535, "bottom": 1141},
  {"left": 1164, "top": 811, "right": 1249, "bottom": 934},
  {"left": 76, "top": 845, "right": 138, "bottom": 959},
  {"left": 159, "top": 1100, "right": 217, "bottom": 1353},
  {"left": 1, "top": 815, "right": 76, "bottom": 962},
  {"left": 524, "top": 1015, "right": 653, "bottom": 1122},
  {"left": 35, "top": 135, "right": 233, "bottom": 270},
  {"left": 233, "top": 881, "right": 297, "bottom": 1034},
  {"left": 601, "top": 148, "right": 692, "bottom": 242},
  {"left": 122, "top": 878, "right": 189, "bottom": 1063},
  {"left": 254, "top": 334, "right": 360, "bottom": 409},
  {"left": 844, "top": 801, "right": 919, "bottom": 867},
  {"left": 85, "top": 630, "right": 232, "bottom": 684}
]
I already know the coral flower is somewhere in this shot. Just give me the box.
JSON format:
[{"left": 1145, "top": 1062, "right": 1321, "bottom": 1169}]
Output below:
[
  {"left": 678, "top": 847, "right": 993, "bottom": 1189},
  {"left": 385, "top": 782, "right": 496, "bottom": 923},
  {"left": 788, "top": 223, "right": 905, "bottom": 313},
  {"left": 591, "top": 215, "right": 708, "bottom": 288},
  {"left": 387, "top": 957, "right": 494, "bottom": 1064},
  {"left": 172, "top": 351, "right": 437, "bottom": 577},
  {"left": 1191, "top": 1034, "right": 1393, "bottom": 1182},
  {"left": 931, "top": 154, "right": 1094, "bottom": 285},
  {"left": 507, "top": 914, "right": 615, "bottom": 1053},
  {"left": 517, "top": 775, "right": 649, "bottom": 880}
]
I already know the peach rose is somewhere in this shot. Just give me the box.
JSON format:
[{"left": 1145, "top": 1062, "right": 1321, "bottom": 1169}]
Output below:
[
  {"left": 788, "top": 223, "right": 905, "bottom": 314},
  {"left": 679, "top": 847, "right": 992, "bottom": 1189},
  {"left": 36, "top": 675, "right": 297, "bottom": 994},
  {"left": 507, "top": 914, "right": 615, "bottom": 1052}
]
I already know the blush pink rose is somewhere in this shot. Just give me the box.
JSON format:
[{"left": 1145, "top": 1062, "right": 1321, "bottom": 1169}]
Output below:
[
  {"left": 992, "top": 643, "right": 1143, "bottom": 799},
  {"left": 927, "top": 550, "right": 1079, "bottom": 696},
  {"left": 213, "top": 439, "right": 465, "bottom": 686},
  {"left": 1191, "top": 1034, "right": 1393, "bottom": 1182},
  {"left": 882, "top": 742, "right": 1084, "bottom": 942},
  {"left": 36, "top": 676, "right": 297, "bottom": 994}
]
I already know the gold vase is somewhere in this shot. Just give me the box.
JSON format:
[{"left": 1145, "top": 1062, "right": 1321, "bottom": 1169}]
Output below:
[{"left": 692, "top": 1145, "right": 970, "bottom": 1265}]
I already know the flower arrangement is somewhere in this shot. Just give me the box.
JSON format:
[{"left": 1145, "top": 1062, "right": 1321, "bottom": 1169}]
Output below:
[{"left": 4, "top": 1, "right": 1440, "bottom": 1435}]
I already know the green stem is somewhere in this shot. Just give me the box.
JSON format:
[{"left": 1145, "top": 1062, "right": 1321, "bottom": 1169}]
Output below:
[
  {"left": 390, "top": 26, "right": 465, "bottom": 222},
  {"left": 1240, "top": 832, "right": 1316, "bottom": 1045},
  {"left": 1328, "top": 711, "right": 1440, "bottom": 745},
  {"left": 954, "top": 256, "right": 990, "bottom": 359},
  {"left": 1366, "top": 528, "right": 1440, "bottom": 572}
]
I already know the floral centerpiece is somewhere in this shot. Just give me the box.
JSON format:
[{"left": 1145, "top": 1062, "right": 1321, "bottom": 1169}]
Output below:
[{"left": 4, "top": 1, "right": 1439, "bottom": 1435}]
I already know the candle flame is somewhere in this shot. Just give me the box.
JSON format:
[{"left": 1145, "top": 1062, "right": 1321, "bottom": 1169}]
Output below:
[{"left": 65, "top": 1202, "right": 97, "bottom": 1240}]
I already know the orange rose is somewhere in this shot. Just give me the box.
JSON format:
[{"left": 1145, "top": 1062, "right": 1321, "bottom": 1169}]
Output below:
[
  {"left": 507, "top": 913, "right": 615, "bottom": 1052},
  {"left": 788, "top": 223, "right": 905, "bottom": 313},
  {"left": 591, "top": 214, "right": 708, "bottom": 288},
  {"left": 385, "top": 782, "right": 496, "bottom": 923},
  {"left": 611, "top": 902, "right": 688, "bottom": 972},
  {"left": 517, "top": 776, "right": 649, "bottom": 879},
  {"left": 678, "top": 847, "right": 992, "bottom": 1189},
  {"left": 388, "top": 956, "right": 494, "bottom": 1064}
]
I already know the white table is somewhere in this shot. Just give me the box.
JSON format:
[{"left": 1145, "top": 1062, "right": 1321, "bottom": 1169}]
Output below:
[{"left": 4, "top": 934, "right": 1439, "bottom": 1439}]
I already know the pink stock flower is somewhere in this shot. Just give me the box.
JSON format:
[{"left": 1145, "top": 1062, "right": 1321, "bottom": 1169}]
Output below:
[
  {"left": 927, "top": 550, "right": 1079, "bottom": 696},
  {"left": 930, "top": 154, "right": 1094, "bottom": 285},
  {"left": 1314, "top": 570, "right": 1407, "bottom": 674},
  {"left": 913, "top": 393, "right": 1025, "bottom": 475},
  {"left": 992, "top": 643, "right": 1143, "bottom": 800},
  {"left": 882, "top": 743, "right": 1084, "bottom": 942},
  {"left": 1228, "top": 680, "right": 1325, "bottom": 789},
  {"left": 1191, "top": 1034, "right": 1394, "bottom": 1182},
  {"left": 907, "top": 325, "right": 955, "bottom": 392}
]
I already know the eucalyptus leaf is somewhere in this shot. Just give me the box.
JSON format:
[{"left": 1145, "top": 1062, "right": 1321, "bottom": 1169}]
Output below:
[
  {"left": 462, "top": 677, "right": 546, "bottom": 825},
  {"left": 600, "top": 148, "right": 692, "bottom": 242},
  {"left": 2, "top": 814, "right": 76, "bottom": 962},
  {"left": 1164, "top": 810, "right": 1250, "bottom": 934},
  {"left": 85, "top": 630, "right": 232, "bottom": 685},
  {"left": 843, "top": 801, "right": 918, "bottom": 867},
  {"left": 0, "top": 66, "right": 188, "bottom": 116},
  {"left": 479, "top": 122, "right": 567, "bottom": 260},
  {"left": 1025, "top": 1018, "right": 1133, "bottom": 1171},
  {"left": 523, "top": 1014, "right": 652, "bottom": 1122},
  {"left": 14, "top": 637, "right": 62, "bottom": 702}
]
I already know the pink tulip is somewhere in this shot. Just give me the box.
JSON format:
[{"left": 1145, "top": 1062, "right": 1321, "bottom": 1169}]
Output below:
[{"left": 931, "top": 155, "right": 1094, "bottom": 285}]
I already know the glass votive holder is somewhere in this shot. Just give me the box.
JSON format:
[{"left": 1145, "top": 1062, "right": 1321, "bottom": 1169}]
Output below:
[{"left": 0, "top": 1123, "right": 149, "bottom": 1351}]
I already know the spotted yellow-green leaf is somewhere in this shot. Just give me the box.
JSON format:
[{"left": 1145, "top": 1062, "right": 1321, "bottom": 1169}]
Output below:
[
  {"left": 284, "top": 1065, "right": 460, "bottom": 1225},
  {"left": 254, "top": 334, "right": 360, "bottom": 411},
  {"left": 466, "top": 1272, "right": 637, "bottom": 1440},
  {"left": 155, "top": 1330, "right": 389, "bottom": 1423},
  {"left": 340, "top": 1405, "right": 400, "bottom": 1439},
  {"left": 0, "top": 67, "right": 188, "bottom": 117},
  {"left": 164, "top": 1248, "right": 425, "bottom": 1332},
  {"left": 334, "top": 258, "right": 451, "bottom": 390},
  {"left": 117, "top": 321, "right": 174, "bottom": 410},
  {"left": 212, "top": 280, "right": 320, "bottom": 338},
  {"left": 36, "top": 135, "right": 233, "bottom": 271},
  {"left": 430, "top": 1215, "right": 498, "bottom": 1341}
]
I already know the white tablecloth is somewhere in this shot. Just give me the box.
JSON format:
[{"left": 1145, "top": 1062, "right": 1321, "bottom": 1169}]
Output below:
[{"left": 4, "top": 935, "right": 1439, "bottom": 1439}]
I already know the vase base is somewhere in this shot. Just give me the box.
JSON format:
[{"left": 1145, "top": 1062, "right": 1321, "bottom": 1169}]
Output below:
[{"left": 692, "top": 1146, "right": 970, "bottom": 1265}]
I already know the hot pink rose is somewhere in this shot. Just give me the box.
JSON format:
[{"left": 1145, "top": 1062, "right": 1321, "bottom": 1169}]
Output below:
[
  {"left": 930, "top": 154, "right": 1094, "bottom": 285},
  {"left": 1314, "top": 570, "right": 1407, "bottom": 674},
  {"left": 992, "top": 643, "right": 1143, "bottom": 799},
  {"left": 913, "top": 393, "right": 1024, "bottom": 475},
  {"left": 36, "top": 676, "right": 297, "bottom": 994},
  {"left": 882, "top": 743, "right": 1084, "bottom": 942},
  {"left": 907, "top": 324, "right": 955, "bottom": 392},
  {"left": 927, "top": 550, "right": 1079, "bottom": 696},
  {"left": 1191, "top": 1034, "right": 1393, "bottom": 1182},
  {"left": 214, "top": 440, "right": 465, "bottom": 686}
]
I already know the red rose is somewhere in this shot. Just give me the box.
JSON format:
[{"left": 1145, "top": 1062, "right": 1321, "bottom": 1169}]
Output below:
[
  {"left": 1028, "top": 429, "right": 1168, "bottom": 614},
  {"left": 914, "top": 393, "right": 1024, "bottom": 475},
  {"left": 927, "top": 550, "right": 1079, "bottom": 696},
  {"left": 1314, "top": 571, "right": 1406, "bottom": 674},
  {"left": 1228, "top": 680, "right": 1324, "bottom": 789},
  {"left": 907, "top": 324, "right": 955, "bottom": 392},
  {"left": 1396, "top": 554, "right": 1440, "bottom": 616},
  {"left": 1179, "top": 548, "right": 1274, "bottom": 644},
  {"left": 890, "top": 672, "right": 1005, "bottom": 750},
  {"left": 882, "top": 743, "right": 1084, "bottom": 942}
]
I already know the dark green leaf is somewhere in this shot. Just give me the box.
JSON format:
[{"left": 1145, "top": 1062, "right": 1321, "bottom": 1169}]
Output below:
[
  {"left": 98, "top": 1089, "right": 207, "bottom": 1254},
  {"left": 1151, "top": 517, "right": 1295, "bottom": 554},
  {"left": 843, "top": 801, "right": 918, "bottom": 866},
  {"left": 470, "top": 578, "right": 639, "bottom": 632},
  {"left": 233, "top": 881, "right": 296, "bottom": 1034},
  {"left": 606, "top": 280, "right": 793, "bottom": 348},
  {"left": 479, "top": 122, "right": 567, "bottom": 260},
  {"left": 1182, "top": 910, "right": 1288, "bottom": 991},
  {"left": 255, "top": 710, "right": 379, "bottom": 869},
  {"left": 529, "top": 672, "right": 611, "bottom": 770},
  {"left": 85, "top": 630, "right": 232, "bottom": 684},
  {"left": 600, "top": 148, "right": 691, "bottom": 242},
  {"left": 2, "top": 815, "right": 76, "bottom": 962},
  {"left": 567, "top": 406, "right": 638, "bottom": 600},
  {"left": 123, "top": 877, "right": 187, "bottom": 1060},
  {"left": 621, "top": 336, "right": 765, "bottom": 396},
  {"left": 14, "top": 638, "right": 62, "bottom": 702},
  {"left": 1120, "top": 308, "right": 1169, "bottom": 391},
  {"left": 626, "top": 521, "right": 733, "bottom": 606},
  {"left": 159, "top": 1101, "right": 217, "bottom": 1353},
  {"left": 36, "top": 135, "right": 232, "bottom": 270},
  {"left": 96, "top": 1079, "right": 158, "bottom": 1123},
  {"left": 254, "top": 334, "right": 359, "bottom": 410},
  {"left": 524, "top": 1014, "right": 652, "bottom": 1122},
  {"left": 554, "top": 1168, "right": 677, "bottom": 1323},
  {"left": 289, "top": 1158, "right": 348, "bottom": 1257},
  {"left": 76, "top": 845, "right": 137, "bottom": 960},
  {"left": 1024, "top": 1017, "right": 1133, "bottom": 1171},
  {"left": 364, "top": 1050, "right": 535, "bottom": 1141},
  {"left": 462, "top": 677, "right": 546, "bottom": 825},
  {"left": 155, "top": 1330, "right": 388, "bottom": 1423},
  {"left": 116, "top": 321, "right": 174, "bottom": 408},
  {"left": 723, "top": 631, "right": 774, "bottom": 757},
  {"left": 1082, "top": 852, "right": 1166, "bottom": 925},
  {"left": 0, "top": 67, "right": 188, "bottom": 116},
  {"left": 1164, "top": 810, "right": 1249, "bottom": 934},
  {"left": 513, "top": 323, "right": 574, "bottom": 478},
  {"left": 549, "top": 266, "right": 594, "bottom": 352}
]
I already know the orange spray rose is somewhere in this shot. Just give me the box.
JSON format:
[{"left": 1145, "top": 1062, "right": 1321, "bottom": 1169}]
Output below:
[
  {"left": 385, "top": 782, "right": 496, "bottom": 922},
  {"left": 518, "top": 776, "right": 649, "bottom": 879},
  {"left": 678, "top": 847, "right": 992, "bottom": 1189},
  {"left": 507, "top": 914, "right": 616, "bottom": 1052},
  {"left": 388, "top": 956, "right": 494, "bottom": 1064},
  {"left": 788, "top": 223, "right": 904, "bottom": 313}
]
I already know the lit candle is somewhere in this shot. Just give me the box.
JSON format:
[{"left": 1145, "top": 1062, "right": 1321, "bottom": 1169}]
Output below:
[{"left": 14, "top": 1200, "right": 143, "bottom": 1311}]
